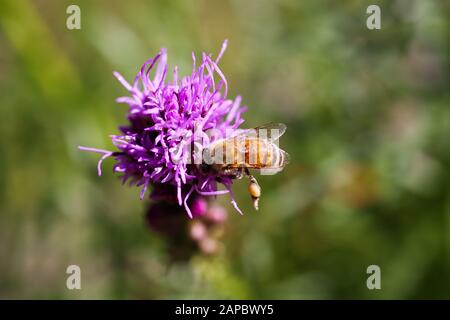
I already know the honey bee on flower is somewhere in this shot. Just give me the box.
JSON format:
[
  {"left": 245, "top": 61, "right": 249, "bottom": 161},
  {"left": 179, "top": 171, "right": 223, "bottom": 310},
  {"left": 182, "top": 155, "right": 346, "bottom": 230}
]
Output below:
[
  {"left": 79, "top": 40, "right": 288, "bottom": 218},
  {"left": 199, "top": 122, "right": 290, "bottom": 210}
]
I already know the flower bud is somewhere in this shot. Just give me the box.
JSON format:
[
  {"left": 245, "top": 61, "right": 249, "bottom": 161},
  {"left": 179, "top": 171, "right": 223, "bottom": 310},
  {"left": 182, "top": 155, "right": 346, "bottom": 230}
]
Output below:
[
  {"left": 206, "top": 205, "right": 227, "bottom": 224},
  {"left": 191, "top": 197, "right": 208, "bottom": 218},
  {"left": 198, "top": 237, "right": 219, "bottom": 255},
  {"left": 189, "top": 221, "right": 207, "bottom": 241}
]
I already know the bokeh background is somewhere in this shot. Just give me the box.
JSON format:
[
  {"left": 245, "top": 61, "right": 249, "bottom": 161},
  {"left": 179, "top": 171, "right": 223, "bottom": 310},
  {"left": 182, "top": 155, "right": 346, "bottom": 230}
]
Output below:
[{"left": 0, "top": 0, "right": 449, "bottom": 299}]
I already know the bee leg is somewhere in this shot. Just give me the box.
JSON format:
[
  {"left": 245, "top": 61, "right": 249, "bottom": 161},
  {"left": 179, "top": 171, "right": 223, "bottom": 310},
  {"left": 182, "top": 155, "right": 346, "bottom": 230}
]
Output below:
[
  {"left": 235, "top": 167, "right": 244, "bottom": 179},
  {"left": 223, "top": 167, "right": 244, "bottom": 179},
  {"left": 245, "top": 168, "right": 261, "bottom": 211}
]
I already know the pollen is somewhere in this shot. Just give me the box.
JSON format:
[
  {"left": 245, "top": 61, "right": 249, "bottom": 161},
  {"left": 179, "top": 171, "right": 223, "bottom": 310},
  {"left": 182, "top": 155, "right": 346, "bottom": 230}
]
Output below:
[{"left": 248, "top": 181, "right": 261, "bottom": 198}]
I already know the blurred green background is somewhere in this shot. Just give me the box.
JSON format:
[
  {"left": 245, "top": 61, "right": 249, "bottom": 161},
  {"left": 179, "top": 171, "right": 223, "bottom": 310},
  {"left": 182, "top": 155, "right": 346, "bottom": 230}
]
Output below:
[{"left": 0, "top": 0, "right": 449, "bottom": 299}]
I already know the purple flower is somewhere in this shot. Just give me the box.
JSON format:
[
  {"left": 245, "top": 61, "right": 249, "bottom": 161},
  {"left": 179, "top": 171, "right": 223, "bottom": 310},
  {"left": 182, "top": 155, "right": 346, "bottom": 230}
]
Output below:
[{"left": 79, "top": 40, "right": 246, "bottom": 218}]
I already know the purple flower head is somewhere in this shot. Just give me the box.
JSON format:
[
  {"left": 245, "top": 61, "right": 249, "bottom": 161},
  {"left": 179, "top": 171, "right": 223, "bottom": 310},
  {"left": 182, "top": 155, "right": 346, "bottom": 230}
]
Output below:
[{"left": 79, "top": 40, "right": 246, "bottom": 218}]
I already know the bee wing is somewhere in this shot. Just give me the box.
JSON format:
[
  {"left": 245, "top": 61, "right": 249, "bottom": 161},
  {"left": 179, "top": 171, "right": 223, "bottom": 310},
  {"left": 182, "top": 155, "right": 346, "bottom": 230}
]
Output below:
[
  {"left": 254, "top": 122, "right": 287, "bottom": 139},
  {"left": 279, "top": 149, "right": 290, "bottom": 166},
  {"left": 236, "top": 123, "right": 287, "bottom": 141}
]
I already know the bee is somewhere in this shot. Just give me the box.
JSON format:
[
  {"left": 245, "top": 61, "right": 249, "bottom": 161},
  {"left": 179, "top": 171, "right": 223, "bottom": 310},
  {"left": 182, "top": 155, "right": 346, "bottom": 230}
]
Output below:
[{"left": 201, "top": 123, "right": 289, "bottom": 210}]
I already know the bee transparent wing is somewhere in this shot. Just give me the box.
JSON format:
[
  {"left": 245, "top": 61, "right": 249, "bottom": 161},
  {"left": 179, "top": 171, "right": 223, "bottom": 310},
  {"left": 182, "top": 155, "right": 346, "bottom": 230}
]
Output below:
[
  {"left": 254, "top": 122, "right": 287, "bottom": 138},
  {"left": 281, "top": 149, "right": 290, "bottom": 166},
  {"left": 238, "top": 122, "right": 287, "bottom": 141}
]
